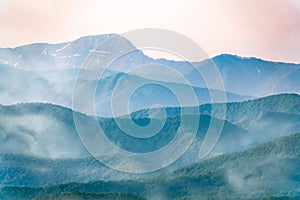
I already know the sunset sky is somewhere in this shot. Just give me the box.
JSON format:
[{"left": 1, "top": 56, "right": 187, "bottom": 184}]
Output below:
[{"left": 0, "top": 0, "right": 299, "bottom": 63}]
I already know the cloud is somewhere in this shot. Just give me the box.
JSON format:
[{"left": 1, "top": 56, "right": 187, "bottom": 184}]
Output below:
[
  {"left": 226, "top": 157, "right": 299, "bottom": 197},
  {"left": 0, "top": 113, "right": 88, "bottom": 159}
]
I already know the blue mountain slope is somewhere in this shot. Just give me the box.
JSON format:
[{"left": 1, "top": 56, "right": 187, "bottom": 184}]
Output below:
[
  {"left": 0, "top": 35, "right": 299, "bottom": 99},
  {"left": 0, "top": 102, "right": 247, "bottom": 187},
  {"left": 0, "top": 63, "right": 250, "bottom": 116},
  {"left": 1, "top": 94, "right": 300, "bottom": 187},
  {"left": 187, "top": 54, "right": 300, "bottom": 96},
  {"left": 0, "top": 34, "right": 116, "bottom": 70},
  {"left": 131, "top": 94, "right": 300, "bottom": 147}
]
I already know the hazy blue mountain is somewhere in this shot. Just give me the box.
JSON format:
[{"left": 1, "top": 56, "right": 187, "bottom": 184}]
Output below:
[
  {"left": 1, "top": 34, "right": 300, "bottom": 117},
  {"left": 1, "top": 35, "right": 299, "bottom": 99},
  {"left": 1, "top": 94, "right": 297, "bottom": 161},
  {"left": 131, "top": 94, "right": 300, "bottom": 126},
  {"left": 0, "top": 34, "right": 155, "bottom": 74},
  {"left": 0, "top": 63, "right": 250, "bottom": 116},
  {"left": 186, "top": 54, "right": 300, "bottom": 96},
  {"left": 0, "top": 102, "right": 247, "bottom": 159},
  {"left": 213, "top": 54, "right": 300, "bottom": 96},
  {"left": 199, "top": 93, "right": 300, "bottom": 127},
  {"left": 92, "top": 72, "right": 251, "bottom": 116},
  {"left": 0, "top": 34, "right": 193, "bottom": 75},
  {"left": 1, "top": 94, "right": 300, "bottom": 188},
  {"left": 131, "top": 94, "right": 300, "bottom": 148},
  {"left": 1, "top": 34, "right": 300, "bottom": 200},
  {"left": 0, "top": 102, "right": 248, "bottom": 187},
  {"left": 0, "top": 34, "right": 117, "bottom": 70},
  {"left": 2, "top": 133, "right": 300, "bottom": 200}
]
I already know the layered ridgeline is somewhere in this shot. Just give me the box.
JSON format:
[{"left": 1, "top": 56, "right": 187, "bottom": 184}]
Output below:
[
  {"left": 0, "top": 34, "right": 300, "bottom": 116},
  {"left": 2, "top": 132, "right": 300, "bottom": 200},
  {"left": 0, "top": 94, "right": 300, "bottom": 188},
  {"left": 0, "top": 103, "right": 247, "bottom": 187},
  {"left": 132, "top": 93, "right": 300, "bottom": 146},
  {"left": 0, "top": 60, "right": 250, "bottom": 116}
]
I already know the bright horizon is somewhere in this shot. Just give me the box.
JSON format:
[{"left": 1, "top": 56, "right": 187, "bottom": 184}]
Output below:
[{"left": 0, "top": 0, "right": 299, "bottom": 63}]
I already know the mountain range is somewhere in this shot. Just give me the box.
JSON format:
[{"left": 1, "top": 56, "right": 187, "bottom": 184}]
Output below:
[
  {"left": 1, "top": 34, "right": 300, "bottom": 199},
  {"left": 0, "top": 34, "right": 300, "bottom": 116},
  {"left": 1, "top": 93, "right": 300, "bottom": 189}
]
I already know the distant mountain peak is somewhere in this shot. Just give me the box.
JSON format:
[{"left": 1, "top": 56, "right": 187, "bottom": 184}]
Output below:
[
  {"left": 12, "top": 33, "right": 117, "bottom": 49},
  {"left": 213, "top": 53, "right": 263, "bottom": 62},
  {"left": 213, "top": 53, "right": 300, "bottom": 65}
]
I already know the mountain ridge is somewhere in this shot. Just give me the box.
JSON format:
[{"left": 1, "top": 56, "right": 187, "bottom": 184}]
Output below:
[
  {"left": 2, "top": 132, "right": 300, "bottom": 199},
  {"left": 1, "top": 34, "right": 300, "bottom": 101},
  {"left": 2, "top": 34, "right": 299, "bottom": 65},
  {"left": 1, "top": 94, "right": 300, "bottom": 188}
]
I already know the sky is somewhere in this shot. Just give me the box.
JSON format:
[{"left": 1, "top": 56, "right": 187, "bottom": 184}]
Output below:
[{"left": 0, "top": 0, "right": 299, "bottom": 63}]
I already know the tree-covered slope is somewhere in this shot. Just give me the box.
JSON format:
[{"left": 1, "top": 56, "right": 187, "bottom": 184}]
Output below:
[
  {"left": 132, "top": 94, "right": 300, "bottom": 148},
  {"left": 1, "top": 94, "right": 300, "bottom": 188},
  {"left": 2, "top": 133, "right": 300, "bottom": 200},
  {"left": 0, "top": 102, "right": 247, "bottom": 187},
  {"left": 34, "top": 192, "right": 146, "bottom": 200},
  {"left": 132, "top": 94, "right": 300, "bottom": 127}
]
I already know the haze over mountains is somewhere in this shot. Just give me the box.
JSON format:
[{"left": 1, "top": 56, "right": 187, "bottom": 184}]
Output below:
[
  {"left": 1, "top": 34, "right": 300, "bottom": 199},
  {"left": 2, "top": 132, "right": 300, "bottom": 199},
  {"left": 1, "top": 94, "right": 300, "bottom": 188},
  {"left": 0, "top": 34, "right": 299, "bottom": 116}
]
